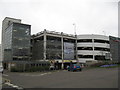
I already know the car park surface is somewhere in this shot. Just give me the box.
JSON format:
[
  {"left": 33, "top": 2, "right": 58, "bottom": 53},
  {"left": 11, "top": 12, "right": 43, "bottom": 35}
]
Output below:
[{"left": 2, "top": 67, "right": 118, "bottom": 88}]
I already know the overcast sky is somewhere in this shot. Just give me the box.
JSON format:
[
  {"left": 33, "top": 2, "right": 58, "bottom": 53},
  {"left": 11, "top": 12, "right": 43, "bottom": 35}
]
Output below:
[{"left": 0, "top": 0, "right": 119, "bottom": 43}]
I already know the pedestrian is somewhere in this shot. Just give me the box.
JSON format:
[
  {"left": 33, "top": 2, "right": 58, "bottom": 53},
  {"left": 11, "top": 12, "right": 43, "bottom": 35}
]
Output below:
[
  {"left": 81, "top": 64, "right": 84, "bottom": 68},
  {"left": 67, "top": 65, "right": 69, "bottom": 69}
]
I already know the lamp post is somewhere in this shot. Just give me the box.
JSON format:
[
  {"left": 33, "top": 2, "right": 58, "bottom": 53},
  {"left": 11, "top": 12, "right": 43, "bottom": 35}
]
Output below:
[
  {"left": 73, "top": 23, "right": 76, "bottom": 35},
  {"left": 103, "top": 31, "right": 106, "bottom": 36},
  {"left": 73, "top": 23, "right": 78, "bottom": 64}
]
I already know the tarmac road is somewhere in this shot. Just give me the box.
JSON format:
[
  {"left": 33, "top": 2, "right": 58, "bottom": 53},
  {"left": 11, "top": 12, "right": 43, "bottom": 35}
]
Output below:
[{"left": 2, "top": 67, "right": 118, "bottom": 88}]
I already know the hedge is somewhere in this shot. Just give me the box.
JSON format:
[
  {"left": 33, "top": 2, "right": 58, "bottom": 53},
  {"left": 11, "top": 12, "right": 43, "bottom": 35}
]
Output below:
[{"left": 11, "top": 66, "right": 50, "bottom": 72}]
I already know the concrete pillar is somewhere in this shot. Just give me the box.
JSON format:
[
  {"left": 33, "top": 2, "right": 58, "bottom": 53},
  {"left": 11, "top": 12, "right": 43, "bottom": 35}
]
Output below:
[
  {"left": 61, "top": 32, "right": 64, "bottom": 69},
  {"left": 8, "top": 63, "right": 11, "bottom": 71},
  {"left": 43, "top": 29, "right": 47, "bottom": 61},
  {"left": 92, "top": 38, "right": 95, "bottom": 60}
]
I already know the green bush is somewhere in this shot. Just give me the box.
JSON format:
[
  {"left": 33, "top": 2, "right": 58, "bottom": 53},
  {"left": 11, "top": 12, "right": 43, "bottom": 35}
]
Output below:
[
  {"left": 44, "top": 66, "right": 49, "bottom": 71},
  {"left": 11, "top": 65, "right": 50, "bottom": 72},
  {"left": 11, "top": 67, "right": 24, "bottom": 72},
  {"left": 90, "top": 62, "right": 104, "bottom": 67},
  {"left": 90, "top": 61, "right": 120, "bottom": 68},
  {"left": 11, "top": 67, "right": 16, "bottom": 72},
  {"left": 25, "top": 66, "right": 49, "bottom": 72}
]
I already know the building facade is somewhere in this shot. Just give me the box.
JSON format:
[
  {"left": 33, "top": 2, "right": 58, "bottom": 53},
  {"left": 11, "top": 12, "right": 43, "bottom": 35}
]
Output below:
[
  {"left": 2, "top": 17, "right": 31, "bottom": 70},
  {"left": 77, "top": 34, "right": 110, "bottom": 63},
  {"left": 2, "top": 17, "right": 21, "bottom": 62},
  {"left": 109, "top": 36, "right": 120, "bottom": 62},
  {"left": 31, "top": 30, "right": 77, "bottom": 69},
  {"left": 0, "top": 44, "right": 2, "bottom": 66},
  {"left": 1, "top": 17, "right": 119, "bottom": 70}
]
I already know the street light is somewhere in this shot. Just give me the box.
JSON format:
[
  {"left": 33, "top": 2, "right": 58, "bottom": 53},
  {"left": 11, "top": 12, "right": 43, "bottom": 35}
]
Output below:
[
  {"left": 73, "top": 23, "right": 78, "bottom": 64},
  {"left": 102, "top": 31, "right": 106, "bottom": 36},
  {"left": 73, "top": 23, "right": 76, "bottom": 35}
]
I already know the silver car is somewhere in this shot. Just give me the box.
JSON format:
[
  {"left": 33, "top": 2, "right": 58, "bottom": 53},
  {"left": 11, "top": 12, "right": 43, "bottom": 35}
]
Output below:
[{"left": 49, "top": 65, "right": 55, "bottom": 70}]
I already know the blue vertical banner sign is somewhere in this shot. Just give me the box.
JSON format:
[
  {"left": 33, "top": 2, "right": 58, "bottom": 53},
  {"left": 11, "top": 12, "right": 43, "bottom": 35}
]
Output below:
[{"left": 64, "top": 42, "right": 74, "bottom": 60}]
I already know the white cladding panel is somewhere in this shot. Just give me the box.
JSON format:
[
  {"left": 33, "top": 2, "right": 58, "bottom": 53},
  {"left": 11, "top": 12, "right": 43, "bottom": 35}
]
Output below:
[
  {"left": 78, "top": 58, "right": 94, "bottom": 61},
  {"left": 78, "top": 50, "right": 109, "bottom": 55},
  {"left": 77, "top": 50, "right": 94, "bottom": 55},
  {"left": 77, "top": 34, "right": 109, "bottom": 41},
  {"left": 94, "top": 43, "right": 110, "bottom": 48},
  {"left": 77, "top": 43, "right": 109, "bottom": 48},
  {"left": 77, "top": 43, "right": 93, "bottom": 47}
]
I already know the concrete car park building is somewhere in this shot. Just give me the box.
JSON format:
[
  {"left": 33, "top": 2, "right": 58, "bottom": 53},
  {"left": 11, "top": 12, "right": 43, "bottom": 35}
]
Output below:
[
  {"left": 31, "top": 31, "right": 120, "bottom": 67},
  {"left": 31, "top": 30, "right": 77, "bottom": 69},
  {"left": 77, "top": 34, "right": 110, "bottom": 63}
]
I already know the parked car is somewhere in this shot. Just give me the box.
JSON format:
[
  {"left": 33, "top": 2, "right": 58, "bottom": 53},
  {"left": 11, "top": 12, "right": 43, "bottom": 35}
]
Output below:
[
  {"left": 68, "top": 64, "right": 82, "bottom": 72},
  {"left": 0, "top": 66, "right": 3, "bottom": 73}
]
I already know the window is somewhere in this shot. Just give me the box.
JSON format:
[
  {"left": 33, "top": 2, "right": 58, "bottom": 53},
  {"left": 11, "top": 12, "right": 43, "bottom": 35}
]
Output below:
[
  {"left": 47, "top": 36, "right": 61, "bottom": 41},
  {"left": 78, "top": 55, "right": 93, "bottom": 58},
  {"left": 47, "top": 45, "right": 61, "bottom": 49},
  {"left": 77, "top": 39, "right": 92, "bottom": 43},
  {"left": 94, "top": 39, "right": 109, "bottom": 44},
  {"left": 94, "top": 47, "right": 110, "bottom": 51},
  {"left": 13, "top": 57, "right": 18, "bottom": 60},
  {"left": 95, "top": 55, "right": 105, "bottom": 60},
  {"left": 77, "top": 47, "right": 93, "bottom": 50},
  {"left": 13, "top": 48, "right": 29, "bottom": 56},
  {"left": 25, "top": 28, "right": 30, "bottom": 35},
  {"left": 63, "top": 38, "right": 75, "bottom": 43}
]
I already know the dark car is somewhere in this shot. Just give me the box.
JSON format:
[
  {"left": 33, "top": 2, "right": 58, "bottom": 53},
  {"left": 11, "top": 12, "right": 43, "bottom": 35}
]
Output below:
[{"left": 68, "top": 64, "right": 82, "bottom": 72}]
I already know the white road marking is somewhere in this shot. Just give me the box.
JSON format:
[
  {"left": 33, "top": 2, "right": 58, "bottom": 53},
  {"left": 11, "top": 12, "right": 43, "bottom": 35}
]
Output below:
[
  {"left": 40, "top": 73, "right": 46, "bottom": 76},
  {"left": 3, "top": 74, "right": 8, "bottom": 76},
  {"left": 12, "top": 85, "right": 19, "bottom": 88},
  {"left": 5, "top": 82, "right": 23, "bottom": 89},
  {"left": 19, "top": 71, "right": 60, "bottom": 77},
  {"left": 5, "top": 83, "right": 13, "bottom": 86},
  {"left": 48, "top": 72, "right": 52, "bottom": 74},
  {"left": 23, "top": 73, "right": 49, "bottom": 77},
  {"left": 44, "top": 73, "right": 47, "bottom": 74}
]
